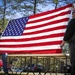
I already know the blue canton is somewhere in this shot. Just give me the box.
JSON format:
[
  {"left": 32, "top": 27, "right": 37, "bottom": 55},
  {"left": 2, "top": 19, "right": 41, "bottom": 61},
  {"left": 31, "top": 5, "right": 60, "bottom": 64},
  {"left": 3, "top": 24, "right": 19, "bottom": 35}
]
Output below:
[{"left": 2, "top": 17, "right": 29, "bottom": 36}]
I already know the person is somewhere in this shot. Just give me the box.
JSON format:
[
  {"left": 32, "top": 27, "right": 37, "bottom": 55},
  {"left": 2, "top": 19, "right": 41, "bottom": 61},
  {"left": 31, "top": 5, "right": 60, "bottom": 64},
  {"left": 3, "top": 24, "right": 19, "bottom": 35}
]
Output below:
[
  {"left": 60, "top": 9, "right": 75, "bottom": 75},
  {"left": 0, "top": 27, "right": 8, "bottom": 75},
  {"left": 2, "top": 54, "right": 8, "bottom": 75}
]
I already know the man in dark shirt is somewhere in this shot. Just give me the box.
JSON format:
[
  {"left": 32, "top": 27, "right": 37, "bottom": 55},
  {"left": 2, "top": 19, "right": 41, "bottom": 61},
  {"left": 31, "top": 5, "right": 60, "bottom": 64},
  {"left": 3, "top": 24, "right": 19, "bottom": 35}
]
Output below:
[
  {"left": 0, "top": 27, "right": 8, "bottom": 75},
  {"left": 60, "top": 10, "right": 75, "bottom": 75}
]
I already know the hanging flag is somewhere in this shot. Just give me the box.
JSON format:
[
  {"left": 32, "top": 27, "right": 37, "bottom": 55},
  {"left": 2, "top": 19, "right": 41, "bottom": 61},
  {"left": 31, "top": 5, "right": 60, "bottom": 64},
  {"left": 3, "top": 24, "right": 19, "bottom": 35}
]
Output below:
[{"left": 0, "top": 4, "right": 72, "bottom": 54}]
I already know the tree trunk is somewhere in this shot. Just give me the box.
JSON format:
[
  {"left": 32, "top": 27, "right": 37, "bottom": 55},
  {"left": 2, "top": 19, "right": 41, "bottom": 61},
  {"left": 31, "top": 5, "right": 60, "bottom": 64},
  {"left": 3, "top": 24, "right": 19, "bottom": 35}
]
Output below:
[
  {"left": 2, "top": 0, "right": 6, "bottom": 29},
  {"left": 55, "top": 3, "right": 57, "bottom": 9},
  {"left": 34, "top": 0, "right": 36, "bottom": 14}
]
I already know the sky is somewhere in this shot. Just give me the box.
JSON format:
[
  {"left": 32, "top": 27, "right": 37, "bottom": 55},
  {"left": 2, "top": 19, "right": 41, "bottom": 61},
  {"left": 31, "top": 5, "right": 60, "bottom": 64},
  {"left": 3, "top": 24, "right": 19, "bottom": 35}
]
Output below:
[{"left": 0, "top": 0, "right": 2, "bottom": 5}]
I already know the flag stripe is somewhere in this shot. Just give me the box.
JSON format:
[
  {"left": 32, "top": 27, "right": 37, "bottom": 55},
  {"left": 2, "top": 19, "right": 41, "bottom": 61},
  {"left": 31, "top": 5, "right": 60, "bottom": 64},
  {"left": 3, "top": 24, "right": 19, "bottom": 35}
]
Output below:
[
  {"left": 0, "top": 49, "right": 61, "bottom": 54},
  {"left": 0, "top": 41, "right": 61, "bottom": 48},
  {"left": 0, "top": 37, "right": 63, "bottom": 45},
  {"left": 0, "top": 45, "right": 61, "bottom": 51},
  {"left": 23, "top": 25, "right": 66, "bottom": 35},
  {"left": 0, "top": 33, "right": 64, "bottom": 42}
]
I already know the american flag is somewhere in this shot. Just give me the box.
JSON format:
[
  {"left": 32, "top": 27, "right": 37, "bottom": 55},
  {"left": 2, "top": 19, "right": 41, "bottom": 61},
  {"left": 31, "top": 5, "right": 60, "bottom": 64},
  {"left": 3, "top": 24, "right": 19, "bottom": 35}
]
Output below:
[{"left": 0, "top": 4, "right": 72, "bottom": 54}]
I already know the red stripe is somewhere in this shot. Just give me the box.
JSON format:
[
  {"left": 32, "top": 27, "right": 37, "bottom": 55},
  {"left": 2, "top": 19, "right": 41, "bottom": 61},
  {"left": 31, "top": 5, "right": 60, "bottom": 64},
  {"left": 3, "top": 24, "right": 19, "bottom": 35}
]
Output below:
[
  {"left": 29, "top": 4, "right": 72, "bottom": 19},
  {"left": 23, "top": 25, "right": 66, "bottom": 35},
  {"left": 27, "top": 11, "right": 70, "bottom": 24},
  {"left": 0, "top": 41, "right": 62, "bottom": 48},
  {"left": 0, "top": 33, "right": 64, "bottom": 42},
  {"left": 0, "top": 49, "right": 62, "bottom": 54},
  {"left": 25, "top": 18, "right": 68, "bottom": 30}
]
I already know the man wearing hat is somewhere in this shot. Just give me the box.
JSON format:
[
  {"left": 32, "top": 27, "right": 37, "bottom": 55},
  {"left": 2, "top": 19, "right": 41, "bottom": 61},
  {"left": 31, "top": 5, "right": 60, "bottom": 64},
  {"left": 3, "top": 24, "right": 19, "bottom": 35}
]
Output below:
[{"left": 60, "top": 8, "right": 75, "bottom": 75}]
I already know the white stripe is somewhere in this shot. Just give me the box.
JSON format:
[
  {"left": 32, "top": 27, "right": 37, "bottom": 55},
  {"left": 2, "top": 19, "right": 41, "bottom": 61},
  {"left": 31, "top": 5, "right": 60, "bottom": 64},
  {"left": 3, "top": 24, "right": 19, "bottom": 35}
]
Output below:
[
  {"left": 29, "top": 8, "right": 71, "bottom": 21},
  {"left": 27, "top": 14, "right": 70, "bottom": 27},
  {"left": 24, "top": 22, "right": 67, "bottom": 33},
  {"left": 0, "top": 37, "right": 63, "bottom": 45},
  {"left": 1, "top": 29, "right": 66, "bottom": 39},
  {"left": 0, "top": 45, "right": 61, "bottom": 51}
]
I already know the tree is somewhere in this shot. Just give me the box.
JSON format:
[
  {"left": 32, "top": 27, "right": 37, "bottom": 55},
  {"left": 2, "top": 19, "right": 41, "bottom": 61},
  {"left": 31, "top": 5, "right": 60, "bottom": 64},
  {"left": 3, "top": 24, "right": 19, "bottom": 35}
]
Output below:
[{"left": 0, "top": 0, "right": 6, "bottom": 29}]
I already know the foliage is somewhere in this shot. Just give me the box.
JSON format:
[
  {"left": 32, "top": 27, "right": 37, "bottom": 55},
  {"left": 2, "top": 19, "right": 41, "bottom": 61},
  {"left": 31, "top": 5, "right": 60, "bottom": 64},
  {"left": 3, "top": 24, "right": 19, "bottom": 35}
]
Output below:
[{"left": 0, "top": 18, "right": 8, "bottom": 31}]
